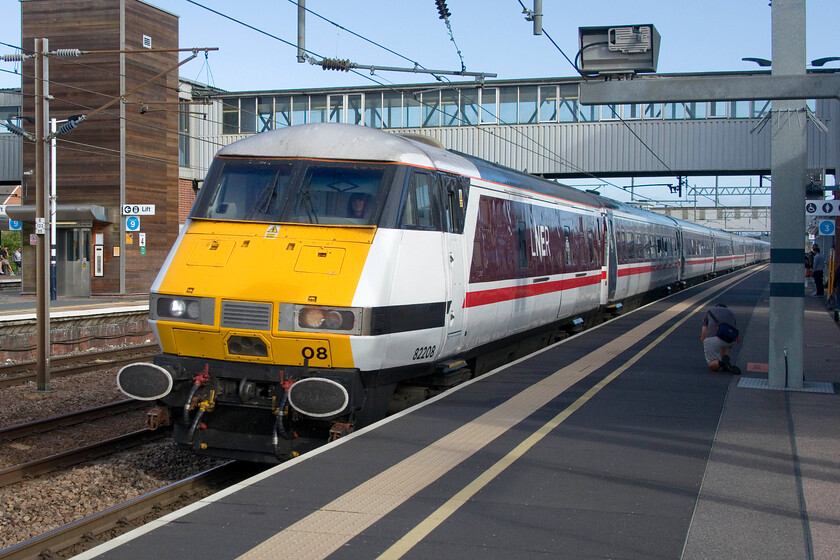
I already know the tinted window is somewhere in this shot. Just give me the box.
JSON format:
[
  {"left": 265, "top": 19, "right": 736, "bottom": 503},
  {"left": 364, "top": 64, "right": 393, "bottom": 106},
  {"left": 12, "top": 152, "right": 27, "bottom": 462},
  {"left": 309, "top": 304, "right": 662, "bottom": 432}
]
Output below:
[
  {"left": 285, "top": 165, "right": 387, "bottom": 225},
  {"left": 192, "top": 159, "right": 295, "bottom": 221},
  {"left": 400, "top": 172, "right": 440, "bottom": 230}
]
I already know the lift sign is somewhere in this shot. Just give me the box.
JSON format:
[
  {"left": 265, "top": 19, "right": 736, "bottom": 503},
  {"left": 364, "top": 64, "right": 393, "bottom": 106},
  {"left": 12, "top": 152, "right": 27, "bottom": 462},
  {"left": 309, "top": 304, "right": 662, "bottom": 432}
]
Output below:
[{"left": 122, "top": 204, "right": 155, "bottom": 216}]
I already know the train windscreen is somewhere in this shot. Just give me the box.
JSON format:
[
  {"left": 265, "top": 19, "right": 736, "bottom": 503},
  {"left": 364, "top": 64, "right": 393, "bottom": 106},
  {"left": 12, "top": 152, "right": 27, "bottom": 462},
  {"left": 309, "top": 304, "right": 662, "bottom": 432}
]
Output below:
[
  {"left": 191, "top": 159, "right": 295, "bottom": 222},
  {"left": 191, "top": 158, "right": 390, "bottom": 226}
]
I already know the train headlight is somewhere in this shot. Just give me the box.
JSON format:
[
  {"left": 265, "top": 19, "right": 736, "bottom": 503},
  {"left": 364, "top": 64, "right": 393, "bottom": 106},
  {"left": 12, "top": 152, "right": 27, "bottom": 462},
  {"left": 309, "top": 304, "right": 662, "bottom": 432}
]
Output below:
[
  {"left": 169, "top": 299, "right": 187, "bottom": 317},
  {"left": 279, "top": 304, "right": 366, "bottom": 335},
  {"left": 151, "top": 294, "right": 215, "bottom": 326}
]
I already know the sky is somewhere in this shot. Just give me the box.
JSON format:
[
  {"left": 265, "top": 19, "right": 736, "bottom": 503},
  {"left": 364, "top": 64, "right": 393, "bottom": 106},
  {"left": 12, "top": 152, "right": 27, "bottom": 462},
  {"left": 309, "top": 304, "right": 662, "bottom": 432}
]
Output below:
[{"left": 0, "top": 0, "right": 836, "bottom": 205}]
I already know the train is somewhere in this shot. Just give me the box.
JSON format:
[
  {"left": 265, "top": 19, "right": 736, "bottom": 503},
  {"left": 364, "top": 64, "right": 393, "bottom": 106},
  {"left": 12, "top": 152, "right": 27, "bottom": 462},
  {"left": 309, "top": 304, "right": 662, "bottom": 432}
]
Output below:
[{"left": 117, "top": 123, "right": 769, "bottom": 463}]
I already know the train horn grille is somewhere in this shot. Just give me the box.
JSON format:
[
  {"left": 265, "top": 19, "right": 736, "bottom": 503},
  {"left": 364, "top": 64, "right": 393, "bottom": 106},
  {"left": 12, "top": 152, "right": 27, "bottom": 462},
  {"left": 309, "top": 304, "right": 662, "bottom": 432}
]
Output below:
[{"left": 221, "top": 301, "right": 272, "bottom": 331}]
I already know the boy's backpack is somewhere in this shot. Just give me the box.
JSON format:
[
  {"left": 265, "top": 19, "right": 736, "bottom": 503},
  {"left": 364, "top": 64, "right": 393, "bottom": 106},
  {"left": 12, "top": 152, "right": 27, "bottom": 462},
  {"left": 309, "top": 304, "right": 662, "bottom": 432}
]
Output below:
[{"left": 709, "top": 311, "right": 739, "bottom": 343}]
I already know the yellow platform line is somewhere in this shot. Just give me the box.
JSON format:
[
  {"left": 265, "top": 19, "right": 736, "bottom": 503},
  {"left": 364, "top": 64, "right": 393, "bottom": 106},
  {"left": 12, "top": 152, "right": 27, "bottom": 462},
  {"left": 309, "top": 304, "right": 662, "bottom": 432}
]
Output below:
[{"left": 239, "top": 268, "right": 759, "bottom": 560}]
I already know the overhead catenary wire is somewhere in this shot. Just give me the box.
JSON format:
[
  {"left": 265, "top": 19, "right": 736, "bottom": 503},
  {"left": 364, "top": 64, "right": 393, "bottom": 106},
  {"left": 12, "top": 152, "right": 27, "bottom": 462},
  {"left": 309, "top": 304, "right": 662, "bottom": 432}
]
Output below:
[
  {"left": 511, "top": 0, "right": 714, "bottom": 204},
  {"left": 4, "top": 4, "right": 678, "bottom": 205},
  {"left": 181, "top": 2, "right": 625, "bottom": 196}
]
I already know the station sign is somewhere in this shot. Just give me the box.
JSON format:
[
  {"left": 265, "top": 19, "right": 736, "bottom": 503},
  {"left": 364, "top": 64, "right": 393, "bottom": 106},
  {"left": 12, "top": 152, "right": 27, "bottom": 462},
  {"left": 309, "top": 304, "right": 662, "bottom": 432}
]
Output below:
[
  {"left": 818, "top": 220, "right": 835, "bottom": 236},
  {"left": 805, "top": 200, "right": 840, "bottom": 216},
  {"left": 9, "top": 219, "right": 21, "bottom": 231},
  {"left": 122, "top": 204, "right": 155, "bottom": 216},
  {"left": 126, "top": 216, "right": 141, "bottom": 231}
]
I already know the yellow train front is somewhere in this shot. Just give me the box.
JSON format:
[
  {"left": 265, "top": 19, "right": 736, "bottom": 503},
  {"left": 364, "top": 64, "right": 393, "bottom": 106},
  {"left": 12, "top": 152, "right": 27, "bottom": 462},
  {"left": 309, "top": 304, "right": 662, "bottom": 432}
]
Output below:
[{"left": 117, "top": 124, "right": 474, "bottom": 463}]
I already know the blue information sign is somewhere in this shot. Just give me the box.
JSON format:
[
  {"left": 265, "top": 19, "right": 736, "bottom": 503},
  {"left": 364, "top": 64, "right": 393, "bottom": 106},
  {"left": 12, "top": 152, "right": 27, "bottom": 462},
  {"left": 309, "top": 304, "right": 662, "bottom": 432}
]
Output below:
[
  {"left": 9, "top": 219, "right": 21, "bottom": 231},
  {"left": 818, "top": 220, "right": 835, "bottom": 236},
  {"left": 126, "top": 216, "right": 140, "bottom": 231}
]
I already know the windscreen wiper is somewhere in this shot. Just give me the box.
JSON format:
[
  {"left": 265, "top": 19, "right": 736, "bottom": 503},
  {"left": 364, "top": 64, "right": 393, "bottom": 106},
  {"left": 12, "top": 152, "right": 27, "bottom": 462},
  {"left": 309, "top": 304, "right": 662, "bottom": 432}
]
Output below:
[{"left": 247, "top": 171, "right": 281, "bottom": 219}]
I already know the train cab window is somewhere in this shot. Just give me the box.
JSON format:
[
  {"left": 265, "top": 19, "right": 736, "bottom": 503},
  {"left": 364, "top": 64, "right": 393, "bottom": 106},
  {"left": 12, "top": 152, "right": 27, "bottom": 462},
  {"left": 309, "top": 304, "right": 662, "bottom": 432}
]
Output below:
[
  {"left": 440, "top": 174, "right": 470, "bottom": 234},
  {"left": 400, "top": 171, "right": 441, "bottom": 230},
  {"left": 286, "top": 164, "right": 388, "bottom": 225},
  {"left": 192, "top": 159, "right": 295, "bottom": 222}
]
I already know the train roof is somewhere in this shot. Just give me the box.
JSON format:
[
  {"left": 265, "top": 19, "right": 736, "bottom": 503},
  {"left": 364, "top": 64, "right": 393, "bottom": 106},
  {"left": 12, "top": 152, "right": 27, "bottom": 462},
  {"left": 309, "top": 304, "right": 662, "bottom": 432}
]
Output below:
[
  {"left": 216, "top": 123, "right": 479, "bottom": 177},
  {"left": 213, "top": 124, "right": 738, "bottom": 235}
]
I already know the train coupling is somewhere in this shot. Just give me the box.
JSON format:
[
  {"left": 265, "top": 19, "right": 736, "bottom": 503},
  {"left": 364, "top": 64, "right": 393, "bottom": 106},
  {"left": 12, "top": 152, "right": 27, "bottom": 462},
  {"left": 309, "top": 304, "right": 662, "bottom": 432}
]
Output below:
[
  {"left": 147, "top": 407, "right": 171, "bottom": 430},
  {"left": 328, "top": 421, "right": 354, "bottom": 442}
]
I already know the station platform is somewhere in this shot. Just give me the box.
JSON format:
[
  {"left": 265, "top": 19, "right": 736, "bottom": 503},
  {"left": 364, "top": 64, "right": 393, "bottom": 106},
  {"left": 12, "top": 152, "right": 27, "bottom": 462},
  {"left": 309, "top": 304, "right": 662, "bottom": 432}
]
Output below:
[
  {"left": 0, "top": 280, "right": 147, "bottom": 319},
  {"left": 0, "top": 283, "right": 150, "bottom": 360},
  {"left": 49, "top": 265, "right": 840, "bottom": 559}
]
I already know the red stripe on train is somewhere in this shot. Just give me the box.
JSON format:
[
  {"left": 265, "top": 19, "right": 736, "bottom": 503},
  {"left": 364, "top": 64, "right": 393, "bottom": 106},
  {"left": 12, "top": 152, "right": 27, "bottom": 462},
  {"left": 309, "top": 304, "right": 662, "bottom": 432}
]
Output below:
[{"left": 464, "top": 274, "right": 600, "bottom": 308}]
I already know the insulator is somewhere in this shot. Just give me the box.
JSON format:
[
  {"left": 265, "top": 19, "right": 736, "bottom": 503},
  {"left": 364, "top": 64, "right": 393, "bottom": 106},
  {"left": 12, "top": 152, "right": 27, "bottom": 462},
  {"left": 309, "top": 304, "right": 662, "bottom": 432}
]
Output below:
[
  {"left": 2, "top": 120, "right": 27, "bottom": 137},
  {"left": 1, "top": 53, "right": 27, "bottom": 62},
  {"left": 320, "top": 58, "right": 352, "bottom": 72},
  {"left": 51, "top": 49, "right": 83, "bottom": 58},
  {"left": 435, "top": 0, "right": 451, "bottom": 19},
  {"left": 57, "top": 120, "right": 78, "bottom": 135},
  {"left": 57, "top": 116, "right": 84, "bottom": 135}
]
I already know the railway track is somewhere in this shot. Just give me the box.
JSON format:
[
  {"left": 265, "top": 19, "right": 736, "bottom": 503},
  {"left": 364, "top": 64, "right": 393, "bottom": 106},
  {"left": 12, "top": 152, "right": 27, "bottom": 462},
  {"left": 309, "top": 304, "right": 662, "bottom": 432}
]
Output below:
[
  {"left": 0, "top": 343, "right": 160, "bottom": 388},
  {"left": 0, "top": 399, "right": 159, "bottom": 488},
  {"left": 0, "top": 399, "right": 147, "bottom": 443},
  {"left": 0, "top": 428, "right": 167, "bottom": 489},
  {"left": 0, "top": 461, "right": 265, "bottom": 560}
]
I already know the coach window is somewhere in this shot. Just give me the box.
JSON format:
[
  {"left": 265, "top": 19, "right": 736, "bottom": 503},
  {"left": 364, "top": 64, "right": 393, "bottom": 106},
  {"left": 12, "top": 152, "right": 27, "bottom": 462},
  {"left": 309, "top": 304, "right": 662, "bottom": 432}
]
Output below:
[
  {"left": 400, "top": 171, "right": 441, "bottom": 230},
  {"left": 616, "top": 229, "right": 626, "bottom": 261},
  {"left": 563, "top": 226, "right": 572, "bottom": 266},
  {"left": 586, "top": 231, "right": 596, "bottom": 266},
  {"left": 517, "top": 221, "right": 528, "bottom": 268}
]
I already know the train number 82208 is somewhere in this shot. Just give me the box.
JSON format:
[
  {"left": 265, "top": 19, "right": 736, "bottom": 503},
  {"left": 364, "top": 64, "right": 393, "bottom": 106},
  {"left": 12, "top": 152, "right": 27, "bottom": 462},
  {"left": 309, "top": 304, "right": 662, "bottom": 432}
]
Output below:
[{"left": 412, "top": 345, "right": 436, "bottom": 360}]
